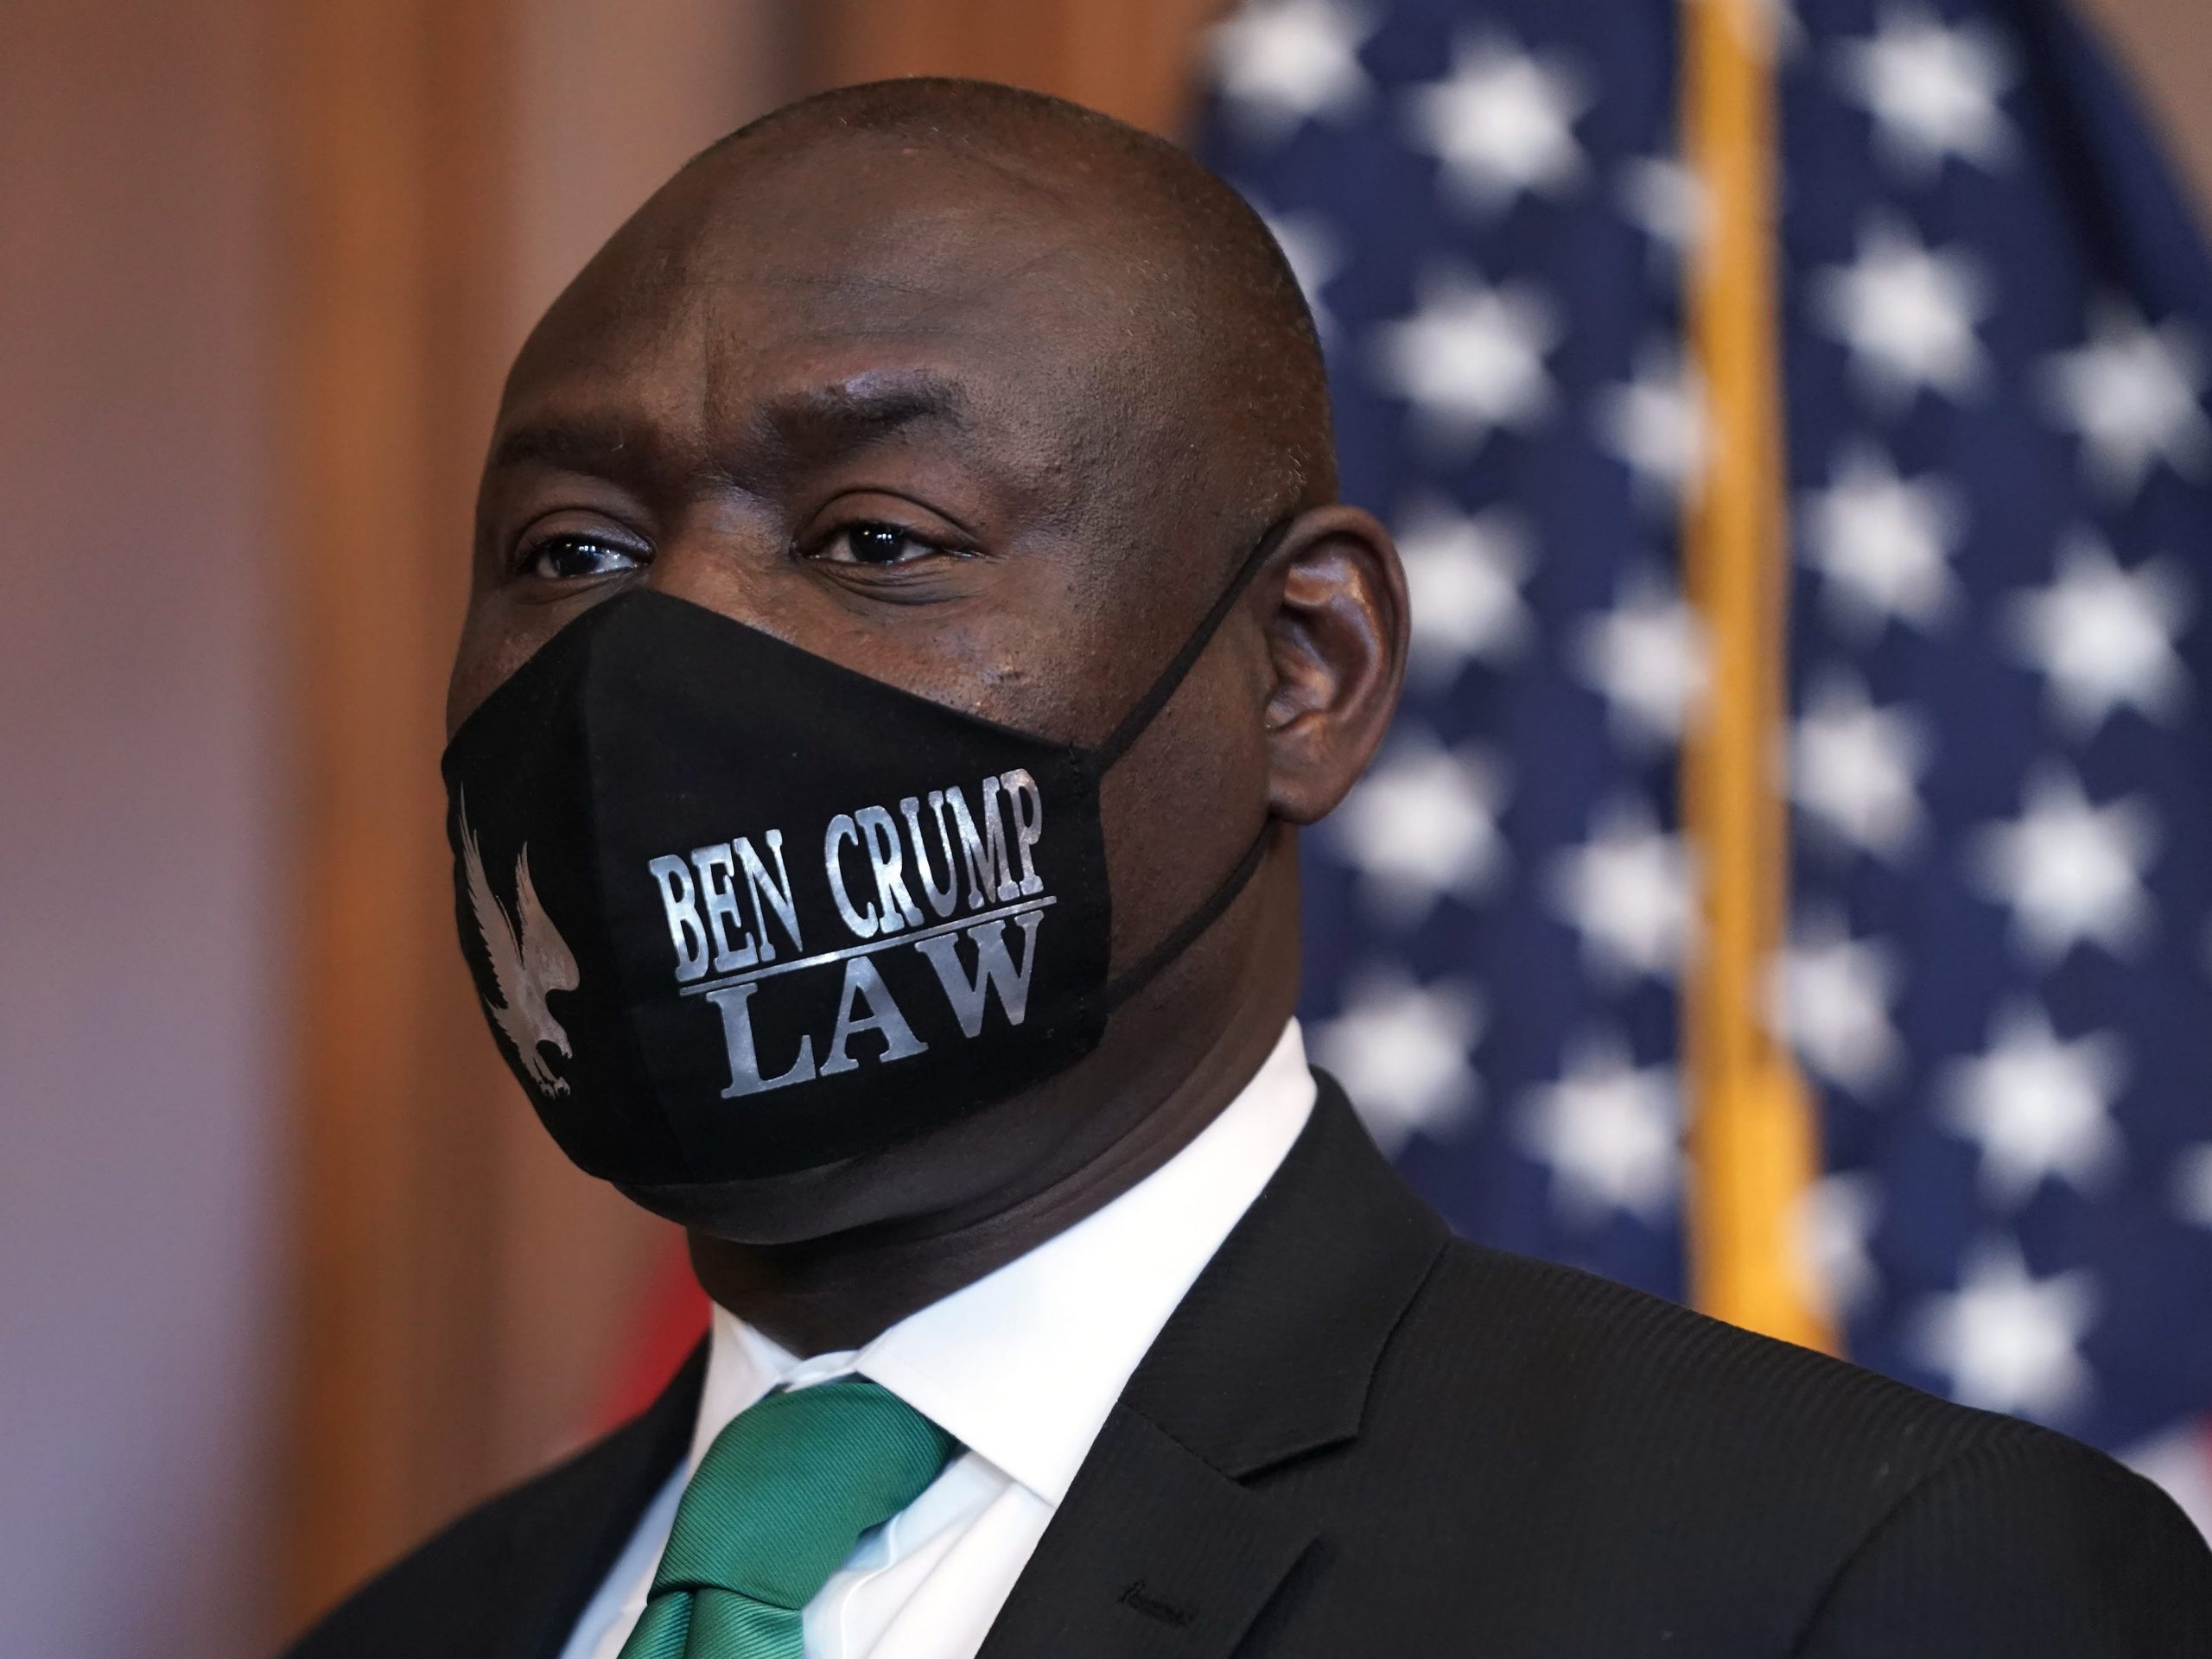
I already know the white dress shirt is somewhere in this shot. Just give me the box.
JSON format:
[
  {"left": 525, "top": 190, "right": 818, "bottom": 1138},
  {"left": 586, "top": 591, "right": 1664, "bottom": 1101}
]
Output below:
[{"left": 561, "top": 1020, "right": 1316, "bottom": 1659}]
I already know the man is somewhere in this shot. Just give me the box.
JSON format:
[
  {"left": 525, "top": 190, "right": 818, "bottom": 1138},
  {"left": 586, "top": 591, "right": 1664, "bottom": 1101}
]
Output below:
[{"left": 286, "top": 78, "right": 2212, "bottom": 1659}]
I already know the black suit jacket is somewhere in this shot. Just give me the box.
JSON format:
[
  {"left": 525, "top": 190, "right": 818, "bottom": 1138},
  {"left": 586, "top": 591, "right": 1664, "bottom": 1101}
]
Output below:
[{"left": 285, "top": 1074, "right": 2212, "bottom": 1657}]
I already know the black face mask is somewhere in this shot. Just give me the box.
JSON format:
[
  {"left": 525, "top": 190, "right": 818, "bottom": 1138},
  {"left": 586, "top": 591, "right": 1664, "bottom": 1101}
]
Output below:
[{"left": 441, "top": 527, "right": 1283, "bottom": 1189}]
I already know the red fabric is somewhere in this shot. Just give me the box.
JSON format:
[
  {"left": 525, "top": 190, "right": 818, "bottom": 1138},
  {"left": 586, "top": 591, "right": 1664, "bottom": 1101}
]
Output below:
[{"left": 589, "top": 1230, "right": 711, "bottom": 1434}]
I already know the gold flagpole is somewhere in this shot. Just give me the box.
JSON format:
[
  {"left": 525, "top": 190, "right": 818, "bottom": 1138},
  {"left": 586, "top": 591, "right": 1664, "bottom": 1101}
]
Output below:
[{"left": 1680, "top": 0, "right": 1834, "bottom": 1351}]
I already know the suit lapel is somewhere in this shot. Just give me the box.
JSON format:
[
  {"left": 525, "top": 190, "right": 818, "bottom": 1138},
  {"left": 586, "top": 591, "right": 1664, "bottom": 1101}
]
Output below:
[
  {"left": 978, "top": 1072, "right": 1448, "bottom": 1657},
  {"left": 975, "top": 1406, "right": 1316, "bottom": 1657},
  {"left": 482, "top": 1342, "right": 706, "bottom": 1659}
]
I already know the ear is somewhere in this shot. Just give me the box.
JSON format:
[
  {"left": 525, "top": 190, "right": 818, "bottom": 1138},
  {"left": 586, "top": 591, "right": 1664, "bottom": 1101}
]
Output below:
[{"left": 1258, "top": 505, "right": 1408, "bottom": 825}]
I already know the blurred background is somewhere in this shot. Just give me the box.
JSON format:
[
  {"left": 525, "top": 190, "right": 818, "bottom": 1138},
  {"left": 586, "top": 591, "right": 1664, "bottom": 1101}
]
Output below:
[{"left": 6, "top": 1, "right": 2212, "bottom": 1655}]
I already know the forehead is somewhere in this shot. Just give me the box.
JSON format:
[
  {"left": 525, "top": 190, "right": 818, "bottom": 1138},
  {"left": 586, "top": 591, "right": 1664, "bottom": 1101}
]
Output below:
[{"left": 498, "top": 137, "right": 1160, "bottom": 473}]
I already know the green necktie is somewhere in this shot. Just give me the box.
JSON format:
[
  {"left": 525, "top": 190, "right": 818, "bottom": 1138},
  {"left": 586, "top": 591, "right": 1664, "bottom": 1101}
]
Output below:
[{"left": 617, "top": 1379, "right": 959, "bottom": 1659}]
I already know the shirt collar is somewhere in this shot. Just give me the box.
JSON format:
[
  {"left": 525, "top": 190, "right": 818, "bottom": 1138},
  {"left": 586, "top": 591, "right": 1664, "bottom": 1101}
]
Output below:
[{"left": 684, "top": 1020, "right": 1316, "bottom": 1507}]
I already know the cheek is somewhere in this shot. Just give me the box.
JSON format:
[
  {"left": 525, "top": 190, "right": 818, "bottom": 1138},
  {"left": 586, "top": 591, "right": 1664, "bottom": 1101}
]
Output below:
[
  {"left": 446, "top": 603, "right": 553, "bottom": 738},
  {"left": 1095, "top": 653, "right": 1272, "bottom": 963}
]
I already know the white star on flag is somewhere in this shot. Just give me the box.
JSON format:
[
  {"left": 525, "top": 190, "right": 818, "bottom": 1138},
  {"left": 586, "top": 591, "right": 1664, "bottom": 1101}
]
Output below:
[
  {"left": 1689, "top": 0, "right": 1806, "bottom": 62},
  {"left": 1939, "top": 1002, "right": 2127, "bottom": 1208},
  {"left": 1371, "top": 267, "right": 1561, "bottom": 452},
  {"left": 2001, "top": 531, "right": 2192, "bottom": 738},
  {"left": 1404, "top": 32, "right": 1589, "bottom": 214},
  {"left": 1518, "top": 1038, "right": 1681, "bottom": 1226},
  {"left": 1570, "top": 567, "right": 1709, "bottom": 747},
  {"left": 1548, "top": 796, "right": 1695, "bottom": 982},
  {"left": 1313, "top": 970, "right": 1485, "bottom": 1154},
  {"left": 1253, "top": 200, "right": 1346, "bottom": 344},
  {"left": 1968, "top": 764, "right": 2158, "bottom": 965},
  {"left": 1769, "top": 910, "right": 1904, "bottom": 1097},
  {"left": 1617, "top": 155, "right": 1707, "bottom": 264},
  {"left": 1595, "top": 342, "right": 1707, "bottom": 510},
  {"left": 1911, "top": 1238, "right": 2098, "bottom": 1422},
  {"left": 1811, "top": 215, "right": 1991, "bottom": 410},
  {"left": 1395, "top": 497, "right": 1535, "bottom": 688},
  {"left": 1209, "top": 0, "right": 1374, "bottom": 143},
  {"left": 1833, "top": 3, "right": 2014, "bottom": 180},
  {"left": 2122, "top": 1426, "right": 2212, "bottom": 1540},
  {"left": 2039, "top": 296, "right": 2212, "bottom": 499},
  {"left": 1736, "top": 0, "right": 1808, "bottom": 60},
  {"left": 1332, "top": 733, "right": 1510, "bottom": 924},
  {"left": 1800, "top": 440, "right": 1965, "bottom": 639},
  {"left": 1790, "top": 671, "right": 1931, "bottom": 863},
  {"left": 1792, "top": 1173, "right": 1882, "bottom": 1316},
  {"left": 2174, "top": 1145, "right": 2212, "bottom": 1228}
]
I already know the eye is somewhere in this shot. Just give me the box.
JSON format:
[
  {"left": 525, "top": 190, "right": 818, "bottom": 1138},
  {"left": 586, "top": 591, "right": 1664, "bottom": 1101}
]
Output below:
[
  {"left": 810, "top": 523, "right": 959, "bottom": 567},
  {"left": 519, "top": 532, "right": 645, "bottom": 582}
]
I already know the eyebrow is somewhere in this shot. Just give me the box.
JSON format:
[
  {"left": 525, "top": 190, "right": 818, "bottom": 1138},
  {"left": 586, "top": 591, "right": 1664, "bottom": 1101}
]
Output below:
[
  {"left": 486, "top": 372, "right": 976, "bottom": 487},
  {"left": 486, "top": 416, "right": 654, "bottom": 479}
]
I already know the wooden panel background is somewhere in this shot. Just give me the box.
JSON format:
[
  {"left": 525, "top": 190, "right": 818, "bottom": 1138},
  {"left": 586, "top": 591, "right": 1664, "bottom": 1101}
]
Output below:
[
  {"left": 275, "top": 0, "right": 793, "bottom": 1629},
  {"left": 275, "top": 0, "right": 521, "bottom": 1624},
  {"left": 808, "top": 0, "right": 1230, "bottom": 133}
]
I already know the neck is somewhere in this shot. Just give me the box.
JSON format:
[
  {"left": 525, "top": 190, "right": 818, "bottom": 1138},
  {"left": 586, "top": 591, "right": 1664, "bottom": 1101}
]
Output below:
[{"left": 686, "top": 879, "right": 1300, "bottom": 1356}]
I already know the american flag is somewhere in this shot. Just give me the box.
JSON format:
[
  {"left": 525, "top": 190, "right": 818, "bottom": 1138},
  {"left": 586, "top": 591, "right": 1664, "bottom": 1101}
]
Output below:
[{"left": 1195, "top": 0, "right": 2212, "bottom": 1522}]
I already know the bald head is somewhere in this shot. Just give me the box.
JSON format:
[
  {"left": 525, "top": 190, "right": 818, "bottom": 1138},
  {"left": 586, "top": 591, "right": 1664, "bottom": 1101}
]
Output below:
[
  {"left": 518, "top": 78, "right": 1334, "bottom": 571},
  {"left": 715, "top": 80, "right": 1331, "bottom": 509}
]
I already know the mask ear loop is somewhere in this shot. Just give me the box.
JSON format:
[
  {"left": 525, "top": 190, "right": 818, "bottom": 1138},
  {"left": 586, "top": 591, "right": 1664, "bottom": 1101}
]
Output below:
[
  {"left": 1098, "top": 818, "right": 1276, "bottom": 1013},
  {"left": 1085, "top": 518, "right": 1296, "bottom": 773},
  {"left": 1084, "top": 518, "right": 1295, "bottom": 1012}
]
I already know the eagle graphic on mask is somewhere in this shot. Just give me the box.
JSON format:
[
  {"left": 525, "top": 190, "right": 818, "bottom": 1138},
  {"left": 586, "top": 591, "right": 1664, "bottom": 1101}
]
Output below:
[{"left": 459, "top": 799, "right": 580, "bottom": 1097}]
